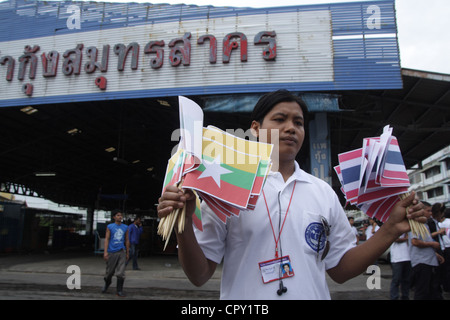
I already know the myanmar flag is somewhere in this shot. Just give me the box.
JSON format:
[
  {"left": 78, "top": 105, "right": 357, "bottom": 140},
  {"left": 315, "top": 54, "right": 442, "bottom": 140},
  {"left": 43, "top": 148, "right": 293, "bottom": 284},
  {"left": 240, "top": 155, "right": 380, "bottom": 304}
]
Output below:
[
  {"left": 162, "top": 148, "right": 185, "bottom": 194},
  {"left": 202, "top": 126, "right": 273, "bottom": 197},
  {"left": 161, "top": 124, "right": 273, "bottom": 229},
  {"left": 192, "top": 190, "right": 203, "bottom": 231},
  {"left": 183, "top": 132, "right": 261, "bottom": 209},
  {"left": 159, "top": 97, "right": 273, "bottom": 237}
]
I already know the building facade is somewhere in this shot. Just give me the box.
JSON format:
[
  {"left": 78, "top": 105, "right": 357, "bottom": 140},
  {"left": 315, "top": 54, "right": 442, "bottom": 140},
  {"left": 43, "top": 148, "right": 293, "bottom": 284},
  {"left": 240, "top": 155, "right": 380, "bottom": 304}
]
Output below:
[{"left": 409, "top": 146, "right": 450, "bottom": 206}]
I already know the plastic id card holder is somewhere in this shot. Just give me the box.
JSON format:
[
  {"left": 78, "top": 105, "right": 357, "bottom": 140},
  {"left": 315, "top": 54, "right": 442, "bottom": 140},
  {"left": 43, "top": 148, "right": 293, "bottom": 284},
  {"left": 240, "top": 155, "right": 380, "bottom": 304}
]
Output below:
[{"left": 258, "top": 256, "right": 294, "bottom": 284}]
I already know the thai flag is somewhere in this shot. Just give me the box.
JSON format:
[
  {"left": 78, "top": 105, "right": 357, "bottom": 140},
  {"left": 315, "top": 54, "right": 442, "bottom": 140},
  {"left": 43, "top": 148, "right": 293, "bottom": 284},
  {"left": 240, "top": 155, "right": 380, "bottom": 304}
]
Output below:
[
  {"left": 334, "top": 126, "right": 410, "bottom": 223},
  {"left": 357, "top": 152, "right": 409, "bottom": 205},
  {"left": 380, "top": 137, "right": 410, "bottom": 187},
  {"left": 337, "top": 148, "right": 363, "bottom": 204},
  {"left": 358, "top": 196, "right": 400, "bottom": 223},
  {"left": 333, "top": 165, "right": 347, "bottom": 201}
]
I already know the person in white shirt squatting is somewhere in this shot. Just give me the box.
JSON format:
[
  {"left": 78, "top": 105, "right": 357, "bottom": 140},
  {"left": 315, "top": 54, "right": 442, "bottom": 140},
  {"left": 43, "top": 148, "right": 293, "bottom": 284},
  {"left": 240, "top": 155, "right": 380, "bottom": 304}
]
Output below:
[{"left": 157, "top": 89, "right": 427, "bottom": 300}]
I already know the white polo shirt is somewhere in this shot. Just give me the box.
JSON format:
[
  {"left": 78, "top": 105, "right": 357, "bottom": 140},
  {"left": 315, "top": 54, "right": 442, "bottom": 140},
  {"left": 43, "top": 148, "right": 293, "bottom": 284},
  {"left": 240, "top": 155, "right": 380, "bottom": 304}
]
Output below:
[
  {"left": 390, "top": 234, "right": 410, "bottom": 263},
  {"left": 194, "top": 162, "right": 356, "bottom": 300}
]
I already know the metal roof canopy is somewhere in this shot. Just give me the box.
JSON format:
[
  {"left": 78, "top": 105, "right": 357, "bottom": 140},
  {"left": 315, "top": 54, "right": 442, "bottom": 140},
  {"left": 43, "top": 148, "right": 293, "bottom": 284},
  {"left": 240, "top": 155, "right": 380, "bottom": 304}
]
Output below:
[
  {"left": 329, "top": 68, "right": 450, "bottom": 169},
  {"left": 0, "top": 68, "right": 449, "bottom": 212}
]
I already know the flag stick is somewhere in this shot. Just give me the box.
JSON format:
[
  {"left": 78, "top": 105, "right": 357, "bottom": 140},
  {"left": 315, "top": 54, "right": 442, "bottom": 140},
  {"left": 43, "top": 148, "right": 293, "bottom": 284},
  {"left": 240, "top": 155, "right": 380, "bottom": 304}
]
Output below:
[
  {"left": 158, "top": 179, "right": 186, "bottom": 251},
  {"left": 163, "top": 207, "right": 180, "bottom": 251},
  {"left": 399, "top": 193, "right": 429, "bottom": 239},
  {"left": 178, "top": 204, "right": 186, "bottom": 235}
]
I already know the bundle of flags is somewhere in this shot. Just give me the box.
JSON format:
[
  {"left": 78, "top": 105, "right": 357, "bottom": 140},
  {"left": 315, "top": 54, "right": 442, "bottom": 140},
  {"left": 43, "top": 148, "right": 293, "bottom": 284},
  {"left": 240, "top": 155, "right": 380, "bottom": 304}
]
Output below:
[
  {"left": 183, "top": 125, "right": 273, "bottom": 224},
  {"left": 158, "top": 96, "right": 273, "bottom": 249},
  {"left": 334, "top": 125, "right": 428, "bottom": 237}
]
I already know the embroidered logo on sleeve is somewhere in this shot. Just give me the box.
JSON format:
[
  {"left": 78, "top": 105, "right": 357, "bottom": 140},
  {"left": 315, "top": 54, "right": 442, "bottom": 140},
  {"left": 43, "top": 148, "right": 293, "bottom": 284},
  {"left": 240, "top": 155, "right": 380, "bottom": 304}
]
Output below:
[{"left": 305, "top": 222, "right": 326, "bottom": 252}]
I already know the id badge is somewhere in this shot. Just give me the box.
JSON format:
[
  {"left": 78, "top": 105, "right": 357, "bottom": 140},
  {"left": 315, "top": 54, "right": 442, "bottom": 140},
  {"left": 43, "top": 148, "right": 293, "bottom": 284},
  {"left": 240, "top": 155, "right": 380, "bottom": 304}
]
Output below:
[{"left": 258, "top": 256, "right": 294, "bottom": 284}]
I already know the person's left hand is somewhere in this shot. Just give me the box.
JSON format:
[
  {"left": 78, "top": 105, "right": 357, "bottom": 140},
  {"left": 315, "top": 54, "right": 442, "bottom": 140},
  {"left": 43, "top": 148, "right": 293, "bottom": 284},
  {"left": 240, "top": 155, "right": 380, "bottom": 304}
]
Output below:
[{"left": 385, "top": 192, "right": 426, "bottom": 236}]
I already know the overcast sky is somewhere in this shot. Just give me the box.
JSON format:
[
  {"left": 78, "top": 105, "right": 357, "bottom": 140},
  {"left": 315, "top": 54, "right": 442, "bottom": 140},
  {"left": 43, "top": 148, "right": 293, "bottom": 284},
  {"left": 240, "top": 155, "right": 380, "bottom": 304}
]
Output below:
[{"left": 87, "top": 0, "right": 449, "bottom": 75}]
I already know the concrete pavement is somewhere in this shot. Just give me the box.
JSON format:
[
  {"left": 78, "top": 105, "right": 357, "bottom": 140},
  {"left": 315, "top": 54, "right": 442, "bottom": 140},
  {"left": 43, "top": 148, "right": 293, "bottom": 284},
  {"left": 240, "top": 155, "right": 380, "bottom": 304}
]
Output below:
[
  {"left": 0, "top": 251, "right": 446, "bottom": 300},
  {"left": 0, "top": 251, "right": 220, "bottom": 299}
]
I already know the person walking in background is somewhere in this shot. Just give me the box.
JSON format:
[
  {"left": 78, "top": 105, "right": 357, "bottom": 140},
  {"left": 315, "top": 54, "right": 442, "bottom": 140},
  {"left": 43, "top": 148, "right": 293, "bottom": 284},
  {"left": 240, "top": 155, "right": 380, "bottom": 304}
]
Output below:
[
  {"left": 409, "top": 202, "right": 444, "bottom": 300},
  {"left": 365, "top": 218, "right": 379, "bottom": 241},
  {"left": 127, "top": 216, "right": 143, "bottom": 270},
  {"left": 428, "top": 203, "right": 446, "bottom": 254},
  {"left": 365, "top": 217, "right": 380, "bottom": 267},
  {"left": 438, "top": 207, "right": 450, "bottom": 293},
  {"left": 348, "top": 217, "right": 359, "bottom": 245},
  {"left": 389, "top": 233, "right": 411, "bottom": 300},
  {"left": 102, "top": 209, "right": 129, "bottom": 297},
  {"left": 428, "top": 203, "right": 446, "bottom": 294}
]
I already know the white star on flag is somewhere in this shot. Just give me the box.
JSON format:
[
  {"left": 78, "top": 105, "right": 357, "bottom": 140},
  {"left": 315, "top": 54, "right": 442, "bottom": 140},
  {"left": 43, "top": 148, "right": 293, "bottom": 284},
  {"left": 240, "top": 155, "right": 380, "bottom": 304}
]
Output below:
[{"left": 197, "top": 154, "right": 232, "bottom": 188}]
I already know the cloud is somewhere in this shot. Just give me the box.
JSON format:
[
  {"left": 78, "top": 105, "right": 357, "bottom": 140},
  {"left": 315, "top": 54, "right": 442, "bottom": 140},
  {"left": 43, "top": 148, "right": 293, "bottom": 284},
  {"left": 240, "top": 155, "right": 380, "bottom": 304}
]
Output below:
[{"left": 396, "top": 0, "right": 450, "bottom": 73}]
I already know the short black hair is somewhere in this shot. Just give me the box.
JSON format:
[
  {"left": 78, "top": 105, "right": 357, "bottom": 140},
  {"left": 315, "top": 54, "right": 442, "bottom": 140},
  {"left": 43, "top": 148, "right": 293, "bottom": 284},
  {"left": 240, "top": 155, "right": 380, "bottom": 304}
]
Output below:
[
  {"left": 432, "top": 203, "right": 445, "bottom": 217},
  {"left": 111, "top": 209, "right": 122, "bottom": 217},
  {"left": 250, "top": 89, "right": 309, "bottom": 125},
  {"left": 422, "top": 201, "right": 432, "bottom": 207}
]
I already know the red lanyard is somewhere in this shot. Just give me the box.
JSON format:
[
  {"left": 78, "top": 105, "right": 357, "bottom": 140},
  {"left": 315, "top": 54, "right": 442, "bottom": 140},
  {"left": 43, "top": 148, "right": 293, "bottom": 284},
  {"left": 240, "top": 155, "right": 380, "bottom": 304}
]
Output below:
[{"left": 262, "top": 181, "right": 297, "bottom": 258}]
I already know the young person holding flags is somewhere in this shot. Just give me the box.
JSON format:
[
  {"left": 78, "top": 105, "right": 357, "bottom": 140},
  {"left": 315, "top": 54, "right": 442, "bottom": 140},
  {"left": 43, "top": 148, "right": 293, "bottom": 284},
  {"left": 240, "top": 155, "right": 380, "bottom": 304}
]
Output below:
[{"left": 157, "top": 90, "right": 426, "bottom": 300}]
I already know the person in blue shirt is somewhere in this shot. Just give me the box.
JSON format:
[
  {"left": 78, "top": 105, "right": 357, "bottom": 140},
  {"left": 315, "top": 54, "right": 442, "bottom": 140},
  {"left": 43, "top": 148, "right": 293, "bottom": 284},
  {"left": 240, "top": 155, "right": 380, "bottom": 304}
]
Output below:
[
  {"left": 127, "top": 216, "right": 143, "bottom": 270},
  {"left": 102, "top": 209, "right": 129, "bottom": 297}
]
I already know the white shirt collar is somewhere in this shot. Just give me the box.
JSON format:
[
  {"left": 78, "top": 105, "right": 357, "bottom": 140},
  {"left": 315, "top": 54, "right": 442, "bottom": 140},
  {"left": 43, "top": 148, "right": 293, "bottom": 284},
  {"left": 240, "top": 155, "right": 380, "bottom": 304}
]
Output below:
[{"left": 268, "top": 161, "right": 313, "bottom": 185}]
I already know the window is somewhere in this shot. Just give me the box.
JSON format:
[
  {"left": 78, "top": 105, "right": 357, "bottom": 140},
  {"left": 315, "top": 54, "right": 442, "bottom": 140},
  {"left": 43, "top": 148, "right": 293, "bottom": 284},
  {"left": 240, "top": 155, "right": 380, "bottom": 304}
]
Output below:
[
  {"left": 416, "top": 191, "right": 424, "bottom": 200},
  {"left": 445, "top": 158, "right": 450, "bottom": 171},
  {"left": 426, "top": 187, "right": 444, "bottom": 199},
  {"left": 411, "top": 173, "right": 422, "bottom": 184},
  {"left": 424, "top": 166, "right": 441, "bottom": 179}
]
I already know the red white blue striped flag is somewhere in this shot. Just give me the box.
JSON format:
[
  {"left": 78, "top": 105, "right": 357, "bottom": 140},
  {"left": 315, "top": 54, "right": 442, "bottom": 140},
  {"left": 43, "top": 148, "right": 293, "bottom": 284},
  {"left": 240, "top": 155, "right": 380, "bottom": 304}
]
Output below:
[
  {"left": 335, "top": 125, "right": 410, "bottom": 223},
  {"left": 358, "top": 196, "right": 399, "bottom": 223},
  {"left": 379, "top": 137, "right": 410, "bottom": 187},
  {"left": 337, "top": 148, "right": 363, "bottom": 204}
]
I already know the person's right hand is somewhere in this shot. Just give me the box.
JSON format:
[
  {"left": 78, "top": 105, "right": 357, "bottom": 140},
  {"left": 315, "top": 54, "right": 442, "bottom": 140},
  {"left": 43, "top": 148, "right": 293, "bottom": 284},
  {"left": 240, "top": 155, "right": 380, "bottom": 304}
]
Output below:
[{"left": 157, "top": 185, "right": 197, "bottom": 225}]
